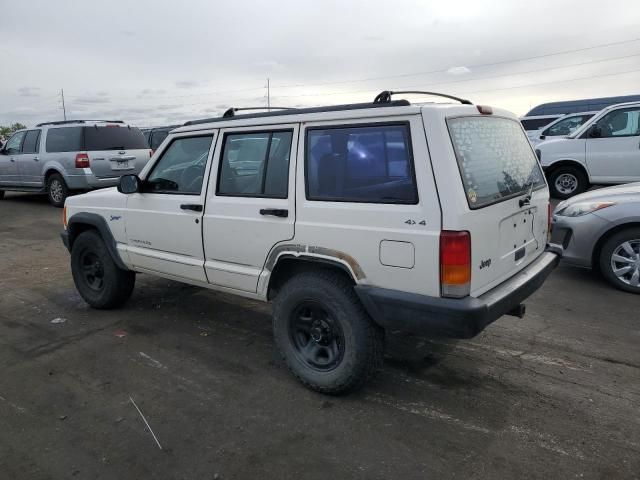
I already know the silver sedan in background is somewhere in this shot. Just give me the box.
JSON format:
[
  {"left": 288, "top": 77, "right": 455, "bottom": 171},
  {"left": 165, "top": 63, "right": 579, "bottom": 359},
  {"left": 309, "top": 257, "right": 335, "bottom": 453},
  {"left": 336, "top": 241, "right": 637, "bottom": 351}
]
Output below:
[{"left": 552, "top": 183, "right": 640, "bottom": 294}]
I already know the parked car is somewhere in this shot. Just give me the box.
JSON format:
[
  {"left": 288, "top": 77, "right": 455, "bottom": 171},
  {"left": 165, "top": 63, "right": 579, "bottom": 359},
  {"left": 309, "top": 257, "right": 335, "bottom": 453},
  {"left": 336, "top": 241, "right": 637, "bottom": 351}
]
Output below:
[
  {"left": 141, "top": 125, "right": 179, "bottom": 152},
  {"left": 520, "top": 114, "right": 564, "bottom": 138},
  {"left": 61, "top": 91, "right": 559, "bottom": 394},
  {"left": 536, "top": 101, "right": 640, "bottom": 199},
  {"left": 552, "top": 183, "right": 640, "bottom": 293},
  {"left": 525, "top": 94, "right": 640, "bottom": 116},
  {"left": 0, "top": 120, "right": 152, "bottom": 206},
  {"left": 528, "top": 111, "right": 597, "bottom": 146}
]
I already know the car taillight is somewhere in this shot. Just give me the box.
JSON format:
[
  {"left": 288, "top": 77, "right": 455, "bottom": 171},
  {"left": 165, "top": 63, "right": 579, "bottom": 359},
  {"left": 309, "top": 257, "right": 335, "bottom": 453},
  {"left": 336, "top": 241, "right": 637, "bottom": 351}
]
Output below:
[
  {"left": 440, "top": 230, "right": 471, "bottom": 298},
  {"left": 75, "top": 153, "right": 90, "bottom": 168},
  {"left": 62, "top": 206, "right": 67, "bottom": 229},
  {"left": 547, "top": 202, "right": 552, "bottom": 241}
]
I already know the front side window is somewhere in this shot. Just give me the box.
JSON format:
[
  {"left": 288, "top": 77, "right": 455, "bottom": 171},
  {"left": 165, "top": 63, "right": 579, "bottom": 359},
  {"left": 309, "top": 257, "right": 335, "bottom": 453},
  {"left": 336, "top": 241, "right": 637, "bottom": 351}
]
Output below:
[
  {"left": 145, "top": 135, "right": 213, "bottom": 194},
  {"left": 22, "top": 130, "right": 41, "bottom": 154},
  {"left": 45, "top": 127, "right": 83, "bottom": 153},
  {"left": 306, "top": 124, "right": 417, "bottom": 203},
  {"left": 4, "top": 131, "right": 26, "bottom": 154},
  {"left": 217, "top": 131, "right": 293, "bottom": 198},
  {"left": 595, "top": 108, "right": 640, "bottom": 138},
  {"left": 448, "top": 116, "right": 544, "bottom": 209}
]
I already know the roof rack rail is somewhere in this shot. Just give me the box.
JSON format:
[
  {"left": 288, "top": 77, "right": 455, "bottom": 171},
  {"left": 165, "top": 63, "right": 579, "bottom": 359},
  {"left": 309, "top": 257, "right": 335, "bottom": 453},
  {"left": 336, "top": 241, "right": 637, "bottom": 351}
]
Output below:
[
  {"left": 36, "top": 119, "right": 125, "bottom": 127},
  {"left": 223, "top": 107, "right": 298, "bottom": 118},
  {"left": 183, "top": 100, "right": 411, "bottom": 126},
  {"left": 373, "top": 90, "right": 473, "bottom": 105}
]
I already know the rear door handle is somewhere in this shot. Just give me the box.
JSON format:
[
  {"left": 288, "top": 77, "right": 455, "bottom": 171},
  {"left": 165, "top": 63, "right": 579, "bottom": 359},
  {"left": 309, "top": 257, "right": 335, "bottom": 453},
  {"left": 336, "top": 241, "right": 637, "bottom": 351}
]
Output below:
[
  {"left": 259, "top": 208, "right": 288, "bottom": 218},
  {"left": 180, "top": 204, "right": 203, "bottom": 212},
  {"left": 34, "top": 156, "right": 39, "bottom": 161},
  {"left": 9, "top": 157, "right": 15, "bottom": 162}
]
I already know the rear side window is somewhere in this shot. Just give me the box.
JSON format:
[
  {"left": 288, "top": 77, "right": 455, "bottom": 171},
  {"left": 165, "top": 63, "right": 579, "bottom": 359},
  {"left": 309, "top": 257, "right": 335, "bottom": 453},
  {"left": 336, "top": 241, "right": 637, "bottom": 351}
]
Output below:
[
  {"left": 83, "top": 126, "right": 148, "bottom": 151},
  {"left": 22, "top": 130, "right": 41, "bottom": 154},
  {"left": 217, "top": 131, "right": 293, "bottom": 198},
  {"left": 448, "top": 116, "right": 545, "bottom": 209},
  {"left": 520, "top": 118, "right": 556, "bottom": 131},
  {"left": 45, "top": 127, "right": 83, "bottom": 152},
  {"left": 306, "top": 123, "right": 417, "bottom": 204}
]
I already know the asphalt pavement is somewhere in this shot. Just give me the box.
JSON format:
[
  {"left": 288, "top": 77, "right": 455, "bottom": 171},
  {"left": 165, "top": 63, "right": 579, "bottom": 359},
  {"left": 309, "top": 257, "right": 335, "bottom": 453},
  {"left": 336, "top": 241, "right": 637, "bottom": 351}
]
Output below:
[{"left": 1, "top": 192, "right": 639, "bottom": 480}]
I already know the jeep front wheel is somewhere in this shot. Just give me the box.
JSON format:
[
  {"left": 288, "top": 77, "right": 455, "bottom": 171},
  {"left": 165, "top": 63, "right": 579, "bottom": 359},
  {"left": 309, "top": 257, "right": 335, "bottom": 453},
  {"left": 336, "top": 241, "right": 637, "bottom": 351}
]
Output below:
[
  {"left": 272, "top": 269, "right": 384, "bottom": 394},
  {"left": 71, "top": 230, "right": 135, "bottom": 309}
]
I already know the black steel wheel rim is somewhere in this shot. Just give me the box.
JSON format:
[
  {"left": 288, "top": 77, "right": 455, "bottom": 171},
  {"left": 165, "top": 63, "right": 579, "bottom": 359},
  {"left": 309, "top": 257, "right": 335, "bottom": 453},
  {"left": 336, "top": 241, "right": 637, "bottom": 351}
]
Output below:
[
  {"left": 289, "top": 301, "right": 345, "bottom": 372},
  {"left": 80, "top": 251, "right": 105, "bottom": 291}
]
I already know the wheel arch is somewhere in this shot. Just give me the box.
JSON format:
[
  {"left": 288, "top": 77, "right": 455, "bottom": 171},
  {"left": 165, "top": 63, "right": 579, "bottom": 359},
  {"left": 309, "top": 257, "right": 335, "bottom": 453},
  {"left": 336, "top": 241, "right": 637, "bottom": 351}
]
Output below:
[
  {"left": 66, "top": 213, "right": 129, "bottom": 271},
  {"left": 544, "top": 159, "right": 590, "bottom": 180},
  {"left": 591, "top": 221, "right": 640, "bottom": 270}
]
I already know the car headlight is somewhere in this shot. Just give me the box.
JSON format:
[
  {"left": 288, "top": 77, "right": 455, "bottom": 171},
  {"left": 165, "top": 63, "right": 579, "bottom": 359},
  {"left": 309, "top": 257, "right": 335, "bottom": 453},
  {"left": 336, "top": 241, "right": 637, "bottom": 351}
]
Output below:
[{"left": 555, "top": 201, "right": 616, "bottom": 217}]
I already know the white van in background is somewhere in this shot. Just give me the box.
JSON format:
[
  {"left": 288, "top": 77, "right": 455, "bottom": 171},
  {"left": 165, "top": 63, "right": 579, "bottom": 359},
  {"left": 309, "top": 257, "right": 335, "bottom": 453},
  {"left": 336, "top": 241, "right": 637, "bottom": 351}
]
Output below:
[{"left": 528, "top": 112, "right": 597, "bottom": 146}]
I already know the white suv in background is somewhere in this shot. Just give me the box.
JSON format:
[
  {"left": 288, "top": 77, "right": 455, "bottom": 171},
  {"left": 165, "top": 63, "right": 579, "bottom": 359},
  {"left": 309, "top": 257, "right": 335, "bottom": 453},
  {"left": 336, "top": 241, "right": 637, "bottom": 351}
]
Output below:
[
  {"left": 536, "top": 102, "right": 640, "bottom": 198},
  {"left": 0, "top": 120, "right": 151, "bottom": 206},
  {"left": 61, "top": 91, "right": 559, "bottom": 394}
]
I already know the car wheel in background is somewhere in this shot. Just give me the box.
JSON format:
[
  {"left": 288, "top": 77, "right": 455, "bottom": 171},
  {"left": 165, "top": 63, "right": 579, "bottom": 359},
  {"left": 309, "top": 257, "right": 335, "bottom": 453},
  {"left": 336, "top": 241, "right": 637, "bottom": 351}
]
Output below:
[
  {"left": 599, "top": 228, "right": 640, "bottom": 294},
  {"left": 71, "top": 230, "right": 136, "bottom": 308},
  {"left": 47, "top": 173, "right": 69, "bottom": 208},
  {"left": 272, "top": 269, "right": 384, "bottom": 394},
  {"left": 548, "top": 166, "right": 588, "bottom": 199}
]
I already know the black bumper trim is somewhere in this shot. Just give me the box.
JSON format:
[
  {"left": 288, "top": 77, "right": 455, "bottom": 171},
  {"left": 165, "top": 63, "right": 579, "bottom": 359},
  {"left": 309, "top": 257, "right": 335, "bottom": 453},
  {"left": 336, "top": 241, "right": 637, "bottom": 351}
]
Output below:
[
  {"left": 61, "top": 231, "right": 70, "bottom": 251},
  {"left": 355, "top": 251, "right": 560, "bottom": 339}
]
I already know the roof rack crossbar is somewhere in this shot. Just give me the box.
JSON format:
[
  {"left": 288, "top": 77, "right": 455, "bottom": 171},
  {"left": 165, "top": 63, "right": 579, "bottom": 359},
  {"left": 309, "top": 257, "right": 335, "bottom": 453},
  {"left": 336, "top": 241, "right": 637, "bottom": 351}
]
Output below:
[
  {"left": 223, "top": 107, "right": 298, "bottom": 118},
  {"left": 183, "top": 100, "right": 411, "bottom": 126},
  {"left": 36, "top": 119, "right": 125, "bottom": 127},
  {"left": 373, "top": 90, "right": 473, "bottom": 105}
]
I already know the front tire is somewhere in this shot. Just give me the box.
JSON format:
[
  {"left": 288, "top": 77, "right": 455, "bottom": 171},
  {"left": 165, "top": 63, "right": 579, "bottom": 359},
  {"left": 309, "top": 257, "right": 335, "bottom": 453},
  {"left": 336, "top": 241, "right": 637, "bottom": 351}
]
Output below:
[
  {"left": 272, "top": 269, "right": 384, "bottom": 394},
  {"left": 599, "top": 228, "right": 640, "bottom": 294},
  {"left": 547, "top": 166, "right": 588, "bottom": 199},
  {"left": 47, "top": 173, "right": 69, "bottom": 207},
  {"left": 71, "top": 230, "right": 136, "bottom": 308}
]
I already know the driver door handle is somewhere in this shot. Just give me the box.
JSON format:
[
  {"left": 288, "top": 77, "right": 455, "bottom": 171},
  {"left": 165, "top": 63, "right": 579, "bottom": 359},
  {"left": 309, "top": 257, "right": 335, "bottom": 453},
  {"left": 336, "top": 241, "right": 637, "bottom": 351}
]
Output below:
[
  {"left": 180, "top": 204, "right": 203, "bottom": 212},
  {"left": 260, "top": 208, "right": 288, "bottom": 218}
]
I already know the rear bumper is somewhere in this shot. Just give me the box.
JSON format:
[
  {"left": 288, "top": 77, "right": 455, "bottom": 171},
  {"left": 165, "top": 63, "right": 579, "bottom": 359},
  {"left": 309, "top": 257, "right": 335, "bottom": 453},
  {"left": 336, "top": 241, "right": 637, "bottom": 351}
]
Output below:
[
  {"left": 65, "top": 173, "right": 120, "bottom": 190},
  {"left": 355, "top": 251, "right": 560, "bottom": 339}
]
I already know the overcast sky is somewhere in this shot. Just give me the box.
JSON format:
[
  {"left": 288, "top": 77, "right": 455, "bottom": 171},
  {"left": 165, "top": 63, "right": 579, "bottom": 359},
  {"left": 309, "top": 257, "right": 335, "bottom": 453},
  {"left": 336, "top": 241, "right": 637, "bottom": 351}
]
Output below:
[{"left": 1, "top": 0, "right": 639, "bottom": 127}]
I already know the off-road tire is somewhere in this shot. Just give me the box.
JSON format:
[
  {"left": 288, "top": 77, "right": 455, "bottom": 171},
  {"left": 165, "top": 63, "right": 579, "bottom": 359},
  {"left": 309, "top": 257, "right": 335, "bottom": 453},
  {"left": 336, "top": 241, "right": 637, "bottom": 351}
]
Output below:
[
  {"left": 0, "top": 190, "right": 4, "bottom": 200},
  {"left": 71, "top": 230, "right": 136, "bottom": 309},
  {"left": 598, "top": 228, "right": 640, "bottom": 294},
  {"left": 272, "top": 269, "right": 384, "bottom": 394},
  {"left": 547, "top": 166, "right": 589, "bottom": 199},
  {"left": 47, "top": 173, "right": 69, "bottom": 208}
]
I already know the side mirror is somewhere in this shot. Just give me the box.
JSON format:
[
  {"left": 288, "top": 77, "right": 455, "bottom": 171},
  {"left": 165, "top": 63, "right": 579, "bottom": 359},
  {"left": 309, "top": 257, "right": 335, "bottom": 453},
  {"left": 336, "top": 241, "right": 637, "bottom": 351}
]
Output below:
[
  {"left": 539, "top": 135, "right": 546, "bottom": 140},
  {"left": 588, "top": 125, "right": 602, "bottom": 138},
  {"left": 118, "top": 174, "right": 141, "bottom": 194}
]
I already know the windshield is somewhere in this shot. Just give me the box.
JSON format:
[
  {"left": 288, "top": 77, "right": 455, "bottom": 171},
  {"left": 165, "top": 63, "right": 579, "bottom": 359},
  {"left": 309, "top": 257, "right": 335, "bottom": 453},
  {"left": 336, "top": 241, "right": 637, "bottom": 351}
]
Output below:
[
  {"left": 83, "top": 126, "right": 148, "bottom": 151},
  {"left": 448, "top": 116, "right": 545, "bottom": 209}
]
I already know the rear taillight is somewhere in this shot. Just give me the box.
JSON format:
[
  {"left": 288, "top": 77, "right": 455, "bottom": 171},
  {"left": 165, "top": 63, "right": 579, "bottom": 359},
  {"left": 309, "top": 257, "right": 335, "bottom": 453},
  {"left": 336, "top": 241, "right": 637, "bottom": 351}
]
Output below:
[
  {"left": 547, "top": 202, "right": 552, "bottom": 241},
  {"left": 440, "top": 231, "right": 471, "bottom": 298},
  {"left": 75, "top": 152, "right": 90, "bottom": 168},
  {"left": 62, "top": 206, "right": 67, "bottom": 229}
]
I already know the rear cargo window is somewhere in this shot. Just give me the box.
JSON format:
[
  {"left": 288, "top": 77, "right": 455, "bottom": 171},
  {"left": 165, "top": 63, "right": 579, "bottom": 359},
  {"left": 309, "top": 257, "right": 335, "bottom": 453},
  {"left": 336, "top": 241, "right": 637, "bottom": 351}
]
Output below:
[
  {"left": 45, "top": 127, "right": 83, "bottom": 153},
  {"left": 448, "top": 116, "right": 544, "bottom": 209},
  {"left": 83, "top": 126, "right": 148, "bottom": 151}
]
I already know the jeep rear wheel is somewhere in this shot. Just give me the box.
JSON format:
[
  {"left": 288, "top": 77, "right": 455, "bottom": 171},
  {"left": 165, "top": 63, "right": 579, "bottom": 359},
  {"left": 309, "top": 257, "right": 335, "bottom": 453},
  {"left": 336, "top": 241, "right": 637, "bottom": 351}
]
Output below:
[
  {"left": 47, "top": 173, "right": 69, "bottom": 208},
  {"left": 0, "top": 190, "right": 4, "bottom": 200},
  {"left": 272, "top": 269, "right": 384, "bottom": 394},
  {"left": 71, "top": 230, "right": 136, "bottom": 309}
]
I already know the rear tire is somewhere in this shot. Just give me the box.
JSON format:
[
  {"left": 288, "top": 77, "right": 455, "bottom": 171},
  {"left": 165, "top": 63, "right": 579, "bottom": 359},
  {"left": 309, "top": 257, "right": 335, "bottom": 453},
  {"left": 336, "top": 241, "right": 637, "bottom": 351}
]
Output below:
[
  {"left": 547, "top": 166, "right": 588, "bottom": 199},
  {"left": 71, "top": 230, "right": 136, "bottom": 309},
  {"left": 598, "top": 228, "right": 640, "bottom": 294},
  {"left": 47, "top": 173, "right": 69, "bottom": 207},
  {"left": 0, "top": 190, "right": 4, "bottom": 200},
  {"left": 272, "top": 269, "right": 384, "bottom": 394}
]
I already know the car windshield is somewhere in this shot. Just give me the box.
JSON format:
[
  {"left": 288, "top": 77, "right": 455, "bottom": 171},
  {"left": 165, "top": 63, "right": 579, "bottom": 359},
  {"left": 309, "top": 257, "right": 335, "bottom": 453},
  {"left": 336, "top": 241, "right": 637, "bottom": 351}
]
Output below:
[{"left": 448, "top": 116, "right": 545, "bottom": 208}]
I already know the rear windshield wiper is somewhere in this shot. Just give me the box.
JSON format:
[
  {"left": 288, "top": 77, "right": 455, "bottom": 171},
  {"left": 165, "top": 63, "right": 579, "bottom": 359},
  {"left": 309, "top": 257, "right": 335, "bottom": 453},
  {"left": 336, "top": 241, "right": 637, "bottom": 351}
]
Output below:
[{"left": 519, "top": 180, "right": 535, "bottom": 208}]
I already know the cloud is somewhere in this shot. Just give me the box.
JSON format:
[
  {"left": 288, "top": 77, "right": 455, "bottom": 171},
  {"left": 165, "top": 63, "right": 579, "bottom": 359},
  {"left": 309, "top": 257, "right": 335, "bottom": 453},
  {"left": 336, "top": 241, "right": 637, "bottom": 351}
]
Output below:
[
  {"left": 175, "top": 80, "right": 199, "bottom": 89},
  {"left": 252, "top": 60, "right": 282, "bottom": 70},
  {"left": 446, "top": 66, "right": 472, "bottom": 76},
  {"left": 96, "top": 91, "right": 109, "bottom": 97},
  {"left": 74, "top": 96, "right": 111, "bottom": 104},
  {"left": 18, "top": 87, "right": 41, "bottom": 97}
]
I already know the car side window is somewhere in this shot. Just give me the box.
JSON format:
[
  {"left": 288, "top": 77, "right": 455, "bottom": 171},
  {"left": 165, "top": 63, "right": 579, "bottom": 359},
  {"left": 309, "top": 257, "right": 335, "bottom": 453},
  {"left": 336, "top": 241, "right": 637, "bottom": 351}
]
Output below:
[
  {"left": 22, "top": 130, "right": 41, "bottom": 154},
  {"left": 306, "top": 123, "right": 418, "bottom": 204},
  {"left": 217, "top": 130, "right": 293, "bottom": 198},
  {"left": 145, "top": 135, "right": 213, "bottom": 194},
  {"left": 151, "top": 130, "right": 169, "bottom": 150},
  {"left": 595, "top": 108, "right": 640, "bottom": 138},
  {"left": 4, "top": 132, "right": 26, "bottom": 155}
]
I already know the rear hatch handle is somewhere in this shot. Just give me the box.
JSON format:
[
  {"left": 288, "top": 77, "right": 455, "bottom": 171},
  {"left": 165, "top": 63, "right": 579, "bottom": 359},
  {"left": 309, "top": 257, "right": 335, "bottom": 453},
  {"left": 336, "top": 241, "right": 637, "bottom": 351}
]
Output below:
[
  {"left": 109, "top": 155, "right": 136, "bottom": 161},
  {"left": 518, "top": 180, "right": 535, "bottom": 208}
]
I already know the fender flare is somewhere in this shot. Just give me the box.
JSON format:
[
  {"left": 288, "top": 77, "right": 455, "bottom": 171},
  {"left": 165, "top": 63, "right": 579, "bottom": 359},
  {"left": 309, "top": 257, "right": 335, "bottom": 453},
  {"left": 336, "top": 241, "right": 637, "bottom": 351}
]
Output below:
[{"left": 64, "top": 212, "right": 129, "bottom": 270}]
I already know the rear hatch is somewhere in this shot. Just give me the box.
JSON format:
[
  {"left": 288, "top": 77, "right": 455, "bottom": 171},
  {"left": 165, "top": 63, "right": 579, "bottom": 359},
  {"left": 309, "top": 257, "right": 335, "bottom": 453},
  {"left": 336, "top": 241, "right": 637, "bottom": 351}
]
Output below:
[
  {"left": 83, "top": 125, "right": 150, "bottom": 178},
  {"left": 446, "top": 114, "right": 549, "bottom": 296}
]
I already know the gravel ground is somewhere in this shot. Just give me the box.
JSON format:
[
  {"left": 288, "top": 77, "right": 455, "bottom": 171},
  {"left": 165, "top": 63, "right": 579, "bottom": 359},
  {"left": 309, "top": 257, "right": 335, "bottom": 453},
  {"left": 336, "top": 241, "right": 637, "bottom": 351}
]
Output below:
[{"left": 1, "top": 192, "right": 639, "bottom": 480}]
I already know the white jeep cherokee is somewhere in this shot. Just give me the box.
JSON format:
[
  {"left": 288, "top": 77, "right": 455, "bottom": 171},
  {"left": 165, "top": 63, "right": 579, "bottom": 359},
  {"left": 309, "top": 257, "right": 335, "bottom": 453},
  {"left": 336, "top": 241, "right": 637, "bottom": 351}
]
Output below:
[{"left": 61, "top": 91, "right": 560, "bottom": 394}]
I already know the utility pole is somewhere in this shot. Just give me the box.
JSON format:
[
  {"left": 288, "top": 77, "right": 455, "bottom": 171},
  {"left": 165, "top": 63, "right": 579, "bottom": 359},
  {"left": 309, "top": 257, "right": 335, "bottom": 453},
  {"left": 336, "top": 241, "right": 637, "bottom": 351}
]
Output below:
[
  {"left": 61, "top": 89, "right": 67, "bottom": 120},
  {"left": 267, "top": 78, "right": 270, "bottom": 112}
]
